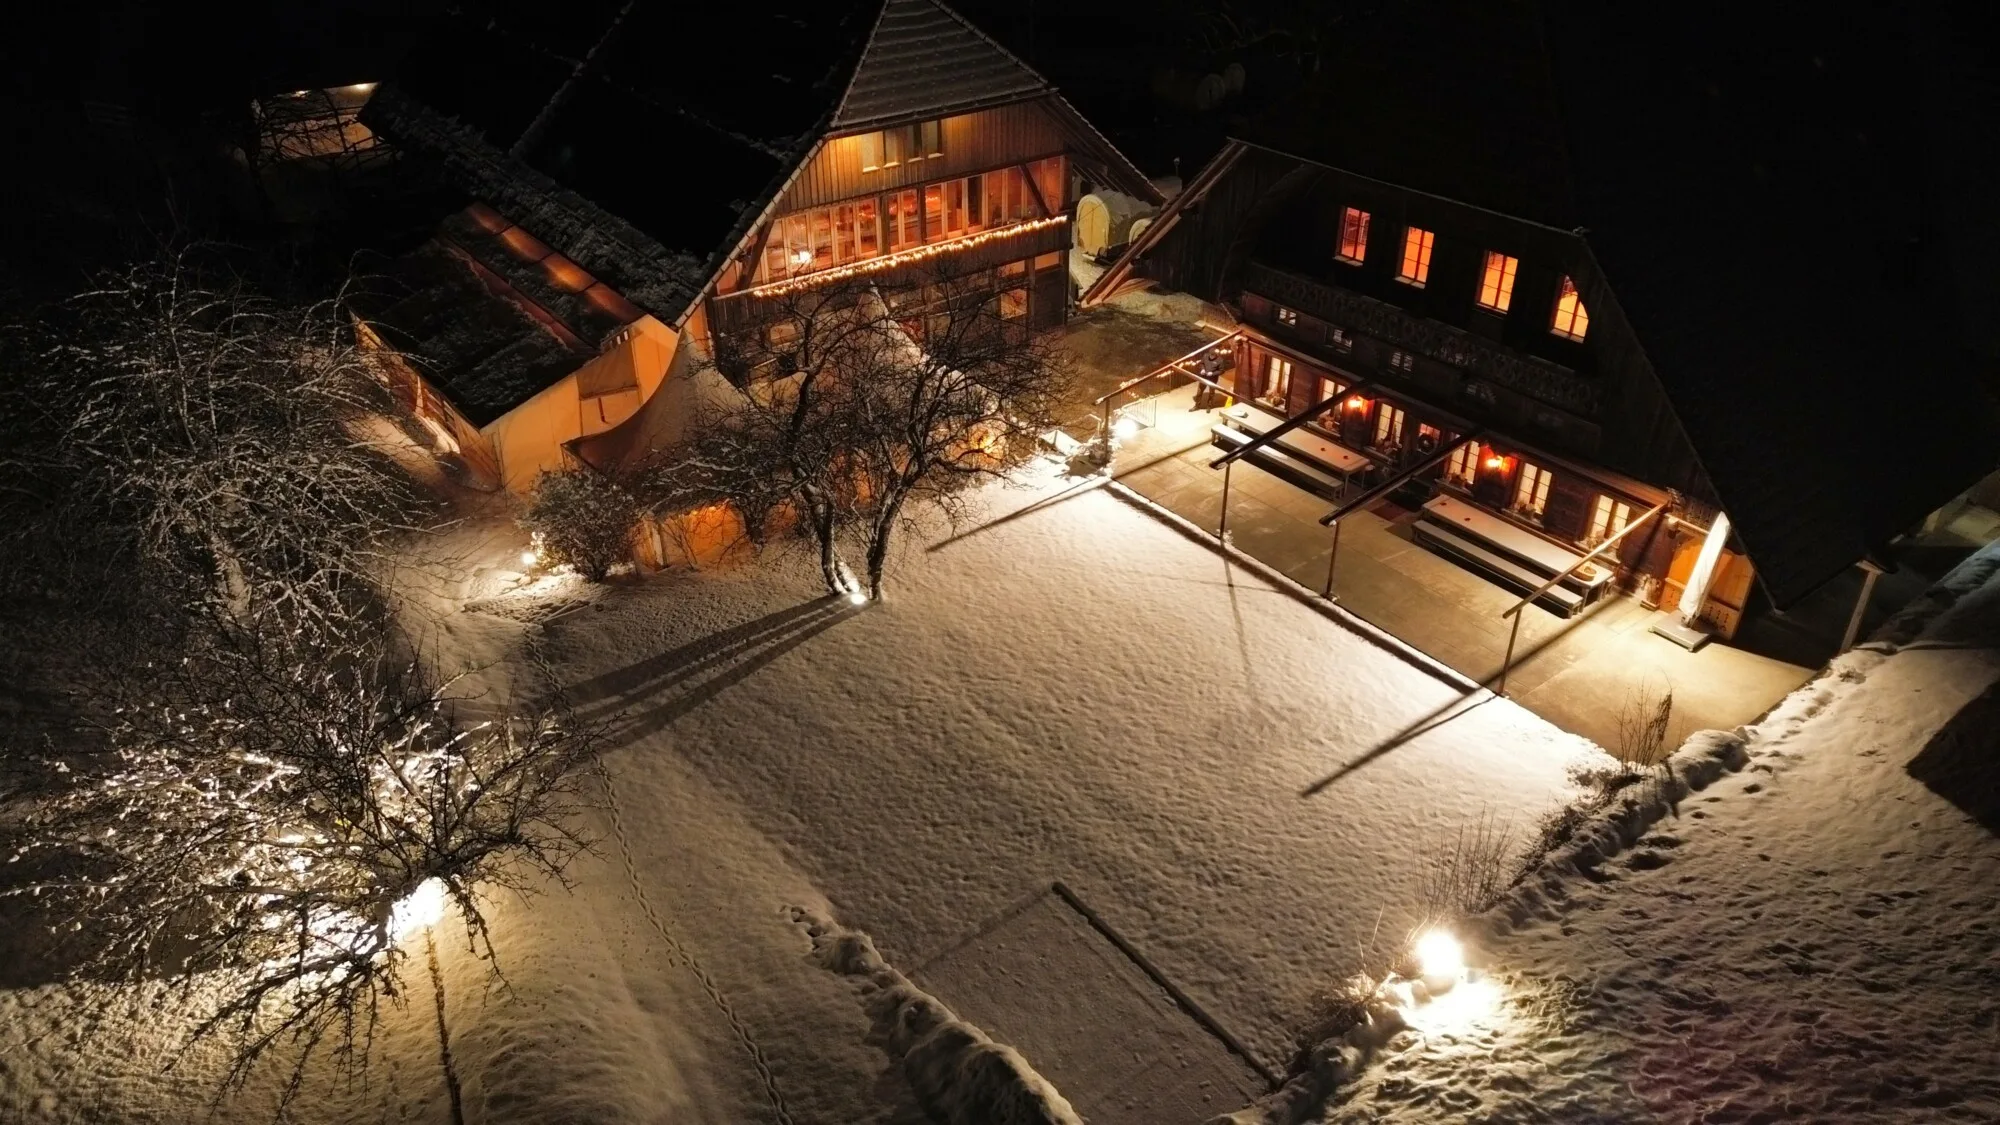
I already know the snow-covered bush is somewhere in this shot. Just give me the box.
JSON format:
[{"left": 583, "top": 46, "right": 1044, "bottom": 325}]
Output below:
[
  {"left": 794, "top": 908, "right": 1083, "bottom": 1125},
  {"left": 522, "top": 468, "right": 639, "bottom": 581}
]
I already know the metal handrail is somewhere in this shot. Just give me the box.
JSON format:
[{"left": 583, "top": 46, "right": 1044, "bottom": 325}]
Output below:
[
  {"left": 1500, "top": 498, "right": 1669, "bottom": 619},
  {"left": 1316, "top": 435, "right": 1483, "bottom": 526},
  {"left": 1208, "top": 381, "right": 1377, "bottom": 470},
  {"left": 1091, "top": 329, "right": 1243, "bottom": 406}
]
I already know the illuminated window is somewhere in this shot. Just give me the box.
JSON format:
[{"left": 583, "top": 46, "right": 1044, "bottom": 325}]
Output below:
[
  {"left": 1446, "top": 441, "right": 1478, "bottom": 487},
  {"left": 1389, "top": 350, "right": 1414, "bottom": 373},
  {"left": 1398, "top": 227, "right": 1435, "bottom": 286},
  {"left": 1033, "top": 251, "right": 1064, "bottom": 270},
  {"left": 1030, "top": 156, "right": 1067, "bottom": 213},
  {"left": 1514, "top": 461, "right": 1552, "bottom": 517},
  {"left": 1336, "top": 206, "right": 1371, "bottom": 264},
  {"left": 999, "top": 288, "right": 1028, "bottom": 320},
  {"left": 1276, "top": 306, "right": 1298, "bottom": 326},
  {"left": 1587, "top": 495, "right": 1631, "bottom": 543},
  {"left": 1317, "top": 374, "right": 1346, "bottom": 408},
  {"left": 1373, "top": 403, "right": 1407, "bottom": 449},
  {"left": 886, "top": 189, "right": 920, "bottom": 250},
  {"left": 1551, "top": 275, "right": 1590, "bottom": 340},
  {"left": 859, "top": 120, "right": 942, "bottom": 172},
  {"left": 1477, "top": 251, "right": 1519, "bottom": 312},
  {"left": 1329, "top": 327, "right": 1352, "bottom": 351},
  {"left": 1263, "top": 355, "right": 1292, "bottom": 401}
]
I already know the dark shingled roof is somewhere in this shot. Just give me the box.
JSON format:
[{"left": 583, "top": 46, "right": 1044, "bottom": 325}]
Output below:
[
  {"left": 354, "top": 240, "right": 593, "bottom": 427},
  {"left": 832, "top": 0, "right": 1047, "bottom": 130},
  {"left": 369, "top": 0, "right": 1057, "bottom": 310},
  {"left": 1236, "top": 0, "right": 2000, "bottom": 607}
]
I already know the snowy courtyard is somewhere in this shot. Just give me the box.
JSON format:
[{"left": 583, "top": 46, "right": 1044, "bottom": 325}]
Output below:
[
  {"left": 506, "top": 461, "right": 1595, "bottom": 1122},
  {"left": 8, "top": 464, "right": 2000, "bottom": 1125}
]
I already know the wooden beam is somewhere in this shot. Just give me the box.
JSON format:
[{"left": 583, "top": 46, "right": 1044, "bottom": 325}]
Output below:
[
  {"left": 1317, "top": 434, "right": 1482, "bottom": 527},
  {"left": 1500, "top": 498, "right": 1671, "bottom": 619},
  {"left": 1019, "top": 162, "right": 1053, "bottom": 219},
  {"left": 1209, "top": 381, "right": 1377, "bottom": 470}
]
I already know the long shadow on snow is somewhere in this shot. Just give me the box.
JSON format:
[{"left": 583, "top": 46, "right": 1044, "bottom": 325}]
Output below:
[
  {"left": 1907, "top": 678, "right": 2000, "bottom": 837},
  {"left": 587, "top": 596, "right": 861, "bottom": 746},
  {"left": 565, "top": 596, "right": 845, "bottom": 711}
]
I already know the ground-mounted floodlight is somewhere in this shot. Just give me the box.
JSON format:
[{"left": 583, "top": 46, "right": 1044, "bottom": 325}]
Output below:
[
  {"left": 1415, "top": 927, "right": 1464, "bottom": 993},
  {"left": 389, "top": 877, "right": 448, "bottom": 944}
]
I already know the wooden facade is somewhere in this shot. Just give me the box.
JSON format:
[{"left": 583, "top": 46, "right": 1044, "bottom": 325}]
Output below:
[
  {"left": 1105, "top": 138, "right": 1757, "bottom": 635},
  {"left": 368, "top": 0, "right": 1161, "bottom": 489}
]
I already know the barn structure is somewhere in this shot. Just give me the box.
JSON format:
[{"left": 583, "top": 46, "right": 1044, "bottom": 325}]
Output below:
[
  {"left": 1084, "top": 0, "right": 2000, "bottom": 643},
  {"left": 354, "top": 0, "right": 1158, "bottom": 493}
]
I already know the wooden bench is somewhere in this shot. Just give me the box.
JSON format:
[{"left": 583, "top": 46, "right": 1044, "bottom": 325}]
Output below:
[
  {"left": 1411, "top": 519, "right": 1586, "bottom": 616},
  {"left": 1413, "top": 494, "right": 1611, "bottom": 617},
  {"left": 1211, "top": 424, "right": 1347, "bottom": 499}
]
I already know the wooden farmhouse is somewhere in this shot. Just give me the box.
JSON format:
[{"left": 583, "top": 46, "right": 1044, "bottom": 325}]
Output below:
[
  {"left": 354, "top": 0, "right": 1157, "bottom": 493},
  {"left": 1086, "top": 1, "right": 2000, "bottom": 636}
]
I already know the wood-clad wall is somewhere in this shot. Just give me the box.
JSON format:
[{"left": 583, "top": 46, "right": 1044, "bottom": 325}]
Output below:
[{"left": 777, "top": 99, "right": 1070, "bottom": 214}]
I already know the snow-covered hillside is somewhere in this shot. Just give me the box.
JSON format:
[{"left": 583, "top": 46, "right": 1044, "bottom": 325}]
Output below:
[{"left": 1323, "top": 545, "right": 2000, "bottom": 1124}]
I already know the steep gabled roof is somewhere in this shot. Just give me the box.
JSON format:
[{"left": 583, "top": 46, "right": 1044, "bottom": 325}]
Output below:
[
  {"left": 1184, "top": 0, "right": 2000, "bottom": 607},
  {"left": 832, "top": 0, "right": 1049, "bottom": 130}
]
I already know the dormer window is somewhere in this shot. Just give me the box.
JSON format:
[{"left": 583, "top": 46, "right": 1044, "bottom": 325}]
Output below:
[
  {"left": 1336, "top": 207, "right": 1370, "bottom": 264},
  {"left": 1550, "top": 275, "right": 1590, "bottom": 340},
  {"left": 1328, "top": 327, "right": 1353, "bottom": 351},
  {"left": 1477, "top": 251, "right": 1519, "bottom": 313},
  {"left": 1397, "top": 227, "right": 1434, "bottom": 287},
  {"left": 1276, "top": 306, "right": 1298, "bottom": 326},
  {"left": 859, "top": 119, "right": 943, "bottom": 172}
]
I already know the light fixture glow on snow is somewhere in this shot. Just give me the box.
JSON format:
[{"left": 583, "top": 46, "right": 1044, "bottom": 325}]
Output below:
[
  {"left": 520, "top": 550, "right": 538, "bottom": 566},
  {"left": 1112, "top": 415, "right": 1140, "bottom": 441},
  {"left": 1415, "top": 927, "right": 1464, "bottom": 986},
  {"left": 847, "top": 591, "right": 868, "bottom": 606},
  {"left": 389, "top": 877, "right": 447, "bottom": 942}
]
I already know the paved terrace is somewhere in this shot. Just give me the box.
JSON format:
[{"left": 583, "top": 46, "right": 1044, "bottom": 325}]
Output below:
[
  {"left": 1101, "top": 382, "right": 1816, "bottom": 751},
  {"left": 1056, "top": 301, "right": 1988, "bottom": 756}
]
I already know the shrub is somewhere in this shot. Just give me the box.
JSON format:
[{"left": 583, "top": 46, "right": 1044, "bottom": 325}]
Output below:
[{"left": 522, "top": 468, "right": 638, "bottom": 581}]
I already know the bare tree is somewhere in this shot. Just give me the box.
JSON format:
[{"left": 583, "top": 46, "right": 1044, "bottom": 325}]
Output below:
[
  {"left": 639, "top": 275, "right": 901, "bottom": 595},
  {"left": 842, "top": 267, "right": 1073, "bottom": 598},
  {"left": 638, "top": 264, "right": 1071, "bottom": 599},
  {"left": 3, "top": 626, "right": 600, "bottom": 1113},
  {"left": 0, "top": 252, "right": 432, "bottom": 652}
]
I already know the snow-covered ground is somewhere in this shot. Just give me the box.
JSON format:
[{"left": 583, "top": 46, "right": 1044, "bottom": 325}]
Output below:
[
  {"left": 3, "top": 461, "right": 1601, "bottom": 1123},
  {"left": 1322, "top": 545, "right": 2000, "bottom": 1124}
]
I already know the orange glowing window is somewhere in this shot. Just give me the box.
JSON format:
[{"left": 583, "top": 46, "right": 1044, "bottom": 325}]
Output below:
[
  {"left": 1514, "top": 461, "right": 1552, "bottom": 517},
  {"left": 1398, "top": 227, "right": 1435, "bottom": 286},
  {"left": 1477, "top": 251, "right": 1519, "bottom": 313},
  {"left": 1373, "top": 403, "right": 1406, "bottom": 448},
  {"left": 1587, "top": 494, "right": 1631, "bottom": 543},
  {"left": 1336, "top": 206, "right": 1370, "bottom": 264},
  {"left": 1447, "top": 441, "right": 1479, "bottom": 486},
  {"left": 1551, "top": 275, "right": 1590, "bottom": 340}
]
